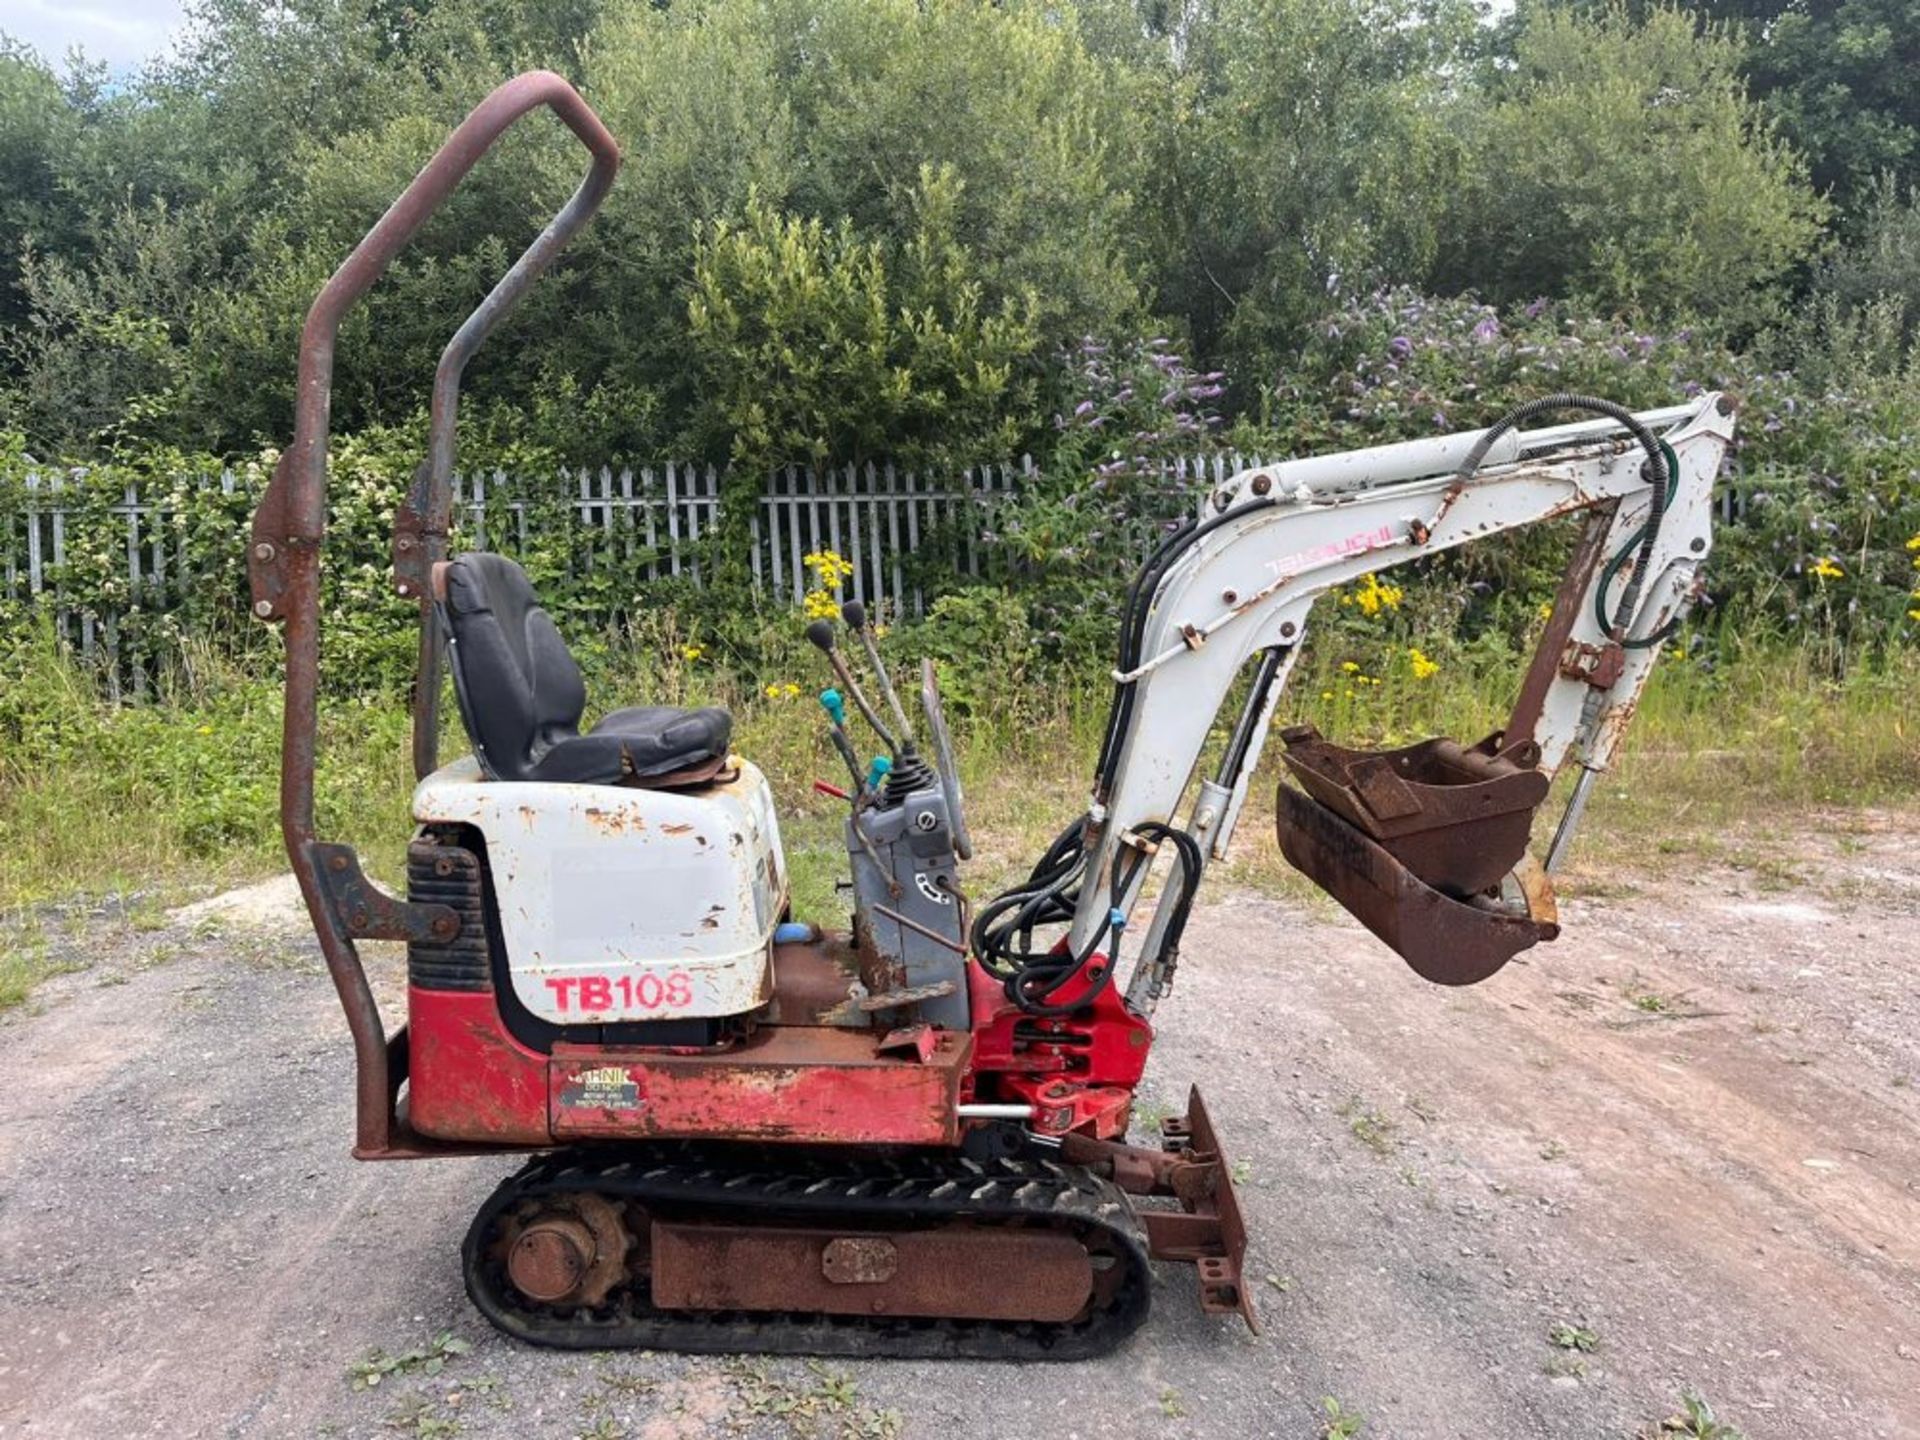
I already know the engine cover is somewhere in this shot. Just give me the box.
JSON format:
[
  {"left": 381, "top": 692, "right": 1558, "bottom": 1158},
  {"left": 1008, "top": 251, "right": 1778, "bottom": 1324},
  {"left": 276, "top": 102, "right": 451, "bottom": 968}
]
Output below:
[{"left": 412, "top": 755, "right": 786, "bottom": 1022}]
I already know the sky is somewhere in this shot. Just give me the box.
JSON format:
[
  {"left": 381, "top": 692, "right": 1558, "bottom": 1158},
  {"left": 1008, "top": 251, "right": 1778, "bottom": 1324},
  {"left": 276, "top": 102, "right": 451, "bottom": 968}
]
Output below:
[{"left": 3, "top": 0, "right": 187, "bottom": 72}]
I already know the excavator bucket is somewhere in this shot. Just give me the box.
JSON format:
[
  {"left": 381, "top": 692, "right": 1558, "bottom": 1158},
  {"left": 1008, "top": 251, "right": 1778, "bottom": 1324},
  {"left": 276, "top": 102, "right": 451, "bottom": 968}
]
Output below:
[{"left": 1273, "top": 725, "right": 1560, "bottom": 985}]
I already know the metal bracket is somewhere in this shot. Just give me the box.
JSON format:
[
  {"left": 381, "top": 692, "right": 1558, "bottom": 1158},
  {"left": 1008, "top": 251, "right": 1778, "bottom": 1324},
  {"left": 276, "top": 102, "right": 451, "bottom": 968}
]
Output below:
[
  {"left": 312, "top": 842, "right": 459, "bottom": 944},
  {"left": 392, "top": 482, "right": 439, "bottom": 602},
  {"left": 1559, "top": 639, "right": 1627, "bottom": 689}
]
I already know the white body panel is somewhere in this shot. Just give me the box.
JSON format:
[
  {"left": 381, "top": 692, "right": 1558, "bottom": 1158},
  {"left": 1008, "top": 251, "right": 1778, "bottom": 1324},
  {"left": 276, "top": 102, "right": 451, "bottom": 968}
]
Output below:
[{"left": 412, "top": 756, "right": 786, "bottom": 1022}]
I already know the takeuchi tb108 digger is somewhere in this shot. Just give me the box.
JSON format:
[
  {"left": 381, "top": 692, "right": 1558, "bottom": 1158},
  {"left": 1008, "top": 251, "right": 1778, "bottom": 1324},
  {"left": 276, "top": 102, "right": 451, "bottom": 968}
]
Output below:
[{"left": 247, "top": 73, "right": 1736, "bottom": 1358}]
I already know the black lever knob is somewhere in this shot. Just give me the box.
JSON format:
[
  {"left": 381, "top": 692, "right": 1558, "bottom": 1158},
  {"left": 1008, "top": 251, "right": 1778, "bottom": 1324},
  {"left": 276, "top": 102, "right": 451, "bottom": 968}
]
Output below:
[
  {"left": 840, "top": 599, "right": 868, "bottom": 632},
  {"left": 805, "top": 619, "right": 838, "bottom": 652}
]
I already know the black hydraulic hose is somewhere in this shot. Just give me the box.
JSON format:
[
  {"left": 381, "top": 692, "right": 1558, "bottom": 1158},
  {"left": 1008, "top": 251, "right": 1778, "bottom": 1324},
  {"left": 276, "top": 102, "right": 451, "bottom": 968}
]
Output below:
[
  {"left": 1591, "top": 440, "right": 1684, "bottom": 650},
  {"left": 1094, "top": 495, "right": 1280, "bottom": 793},
  {"left": 972, "top": 815, "right": 1204, "bottom": 1018},
  {"left": 1453, "top": 393, "right": 1670, "bottom": 644}
]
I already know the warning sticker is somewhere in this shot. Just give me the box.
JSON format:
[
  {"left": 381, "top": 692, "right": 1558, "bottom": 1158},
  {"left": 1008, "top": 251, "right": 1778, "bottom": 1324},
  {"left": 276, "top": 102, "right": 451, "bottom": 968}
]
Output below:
[{"left": 559, "top": 1065, "right": 642, "bottom": 1110}]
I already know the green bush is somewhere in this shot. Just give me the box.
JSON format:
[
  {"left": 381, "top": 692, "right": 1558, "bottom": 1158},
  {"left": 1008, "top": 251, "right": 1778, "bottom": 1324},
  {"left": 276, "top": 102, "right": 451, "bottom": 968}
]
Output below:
[{"left": 1440, "top": 3, "right": 1825, "bottom": 331}]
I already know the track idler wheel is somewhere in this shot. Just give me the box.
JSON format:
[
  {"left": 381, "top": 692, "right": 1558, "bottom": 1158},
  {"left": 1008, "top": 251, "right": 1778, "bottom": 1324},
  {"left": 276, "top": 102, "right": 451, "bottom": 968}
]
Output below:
[{"left": 496, "top": 1192, "right": 632, "bottom": 1308}]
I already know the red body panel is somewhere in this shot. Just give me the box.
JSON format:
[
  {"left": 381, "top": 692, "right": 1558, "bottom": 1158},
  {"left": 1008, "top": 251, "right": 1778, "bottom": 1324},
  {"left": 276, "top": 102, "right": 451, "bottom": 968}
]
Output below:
[
  {"left": 408, "top": 941, "right": 1151, "bottom": 1148},
  {"left": 406, "top": 985, "right": 974, "bottom": 1148},
  {"left": 967, "top": 955, "right": 1151, "bottom": 1139},
  {"left": 407, "top": 986, "right": 551, "bottom": 1144},
  {"left": 549, "top": 1029, "right": 969, "bottom": 1145}
]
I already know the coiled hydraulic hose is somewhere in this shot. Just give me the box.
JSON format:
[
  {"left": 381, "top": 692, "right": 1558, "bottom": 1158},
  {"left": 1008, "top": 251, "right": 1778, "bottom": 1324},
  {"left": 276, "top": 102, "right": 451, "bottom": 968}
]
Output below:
[
  {"left": 971, "top": 816, "right": 1203, "bottom": 1016},
  {"left": 1452, "top": 393, "right": 1673, "bottom": 646}
]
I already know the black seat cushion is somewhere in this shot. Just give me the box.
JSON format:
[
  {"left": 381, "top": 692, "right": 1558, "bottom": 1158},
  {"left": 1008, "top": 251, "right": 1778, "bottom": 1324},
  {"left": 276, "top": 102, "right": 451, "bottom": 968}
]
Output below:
[{"left": 437, "top": 552, "right": 732, "bottom": 785}]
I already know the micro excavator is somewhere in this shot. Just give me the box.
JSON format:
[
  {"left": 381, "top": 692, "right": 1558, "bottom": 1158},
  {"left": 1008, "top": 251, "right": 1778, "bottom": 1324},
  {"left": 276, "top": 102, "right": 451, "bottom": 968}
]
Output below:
[{"left": 247, "top": 73, "right": 1736, "bottom": 1357}]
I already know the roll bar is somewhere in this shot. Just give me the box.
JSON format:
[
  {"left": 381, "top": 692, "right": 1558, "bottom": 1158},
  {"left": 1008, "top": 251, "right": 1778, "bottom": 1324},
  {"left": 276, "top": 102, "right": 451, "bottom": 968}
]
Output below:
[{"left": 247, "top": 72, "right": 620, "bottom": 1158}]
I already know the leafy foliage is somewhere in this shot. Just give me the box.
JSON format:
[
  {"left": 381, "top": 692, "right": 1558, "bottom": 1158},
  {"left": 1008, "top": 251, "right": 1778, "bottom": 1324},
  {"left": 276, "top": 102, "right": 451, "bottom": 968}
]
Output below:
[{"left": 1443, "top": 4, "right": 1826, "bottom": 329}]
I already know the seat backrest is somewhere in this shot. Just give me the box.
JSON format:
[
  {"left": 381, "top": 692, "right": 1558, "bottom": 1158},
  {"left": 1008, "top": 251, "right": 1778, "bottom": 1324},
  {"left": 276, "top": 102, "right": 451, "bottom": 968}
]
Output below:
[{"left": 436, "top": 552, "right": 587, "bottom": 780}]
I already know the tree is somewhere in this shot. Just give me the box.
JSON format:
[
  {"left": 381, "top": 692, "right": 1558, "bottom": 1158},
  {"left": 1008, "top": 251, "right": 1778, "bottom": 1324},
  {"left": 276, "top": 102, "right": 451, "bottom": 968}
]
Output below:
[
  {"left": 1552, "top": 0, "right": 1920, "bottom": 220},
  {"left": 1133, "top": 0, "right": 1485, "bottom": 385},
  {"left": 1440, "top": 3, "right": 1826, "bottom": 328}
]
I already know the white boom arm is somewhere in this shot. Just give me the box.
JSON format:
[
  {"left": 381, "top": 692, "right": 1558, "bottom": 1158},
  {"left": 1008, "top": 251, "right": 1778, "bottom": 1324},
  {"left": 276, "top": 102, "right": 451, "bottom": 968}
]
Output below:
[{"left": 1067, "top": 393, "right": 1737, "bottom": 959}]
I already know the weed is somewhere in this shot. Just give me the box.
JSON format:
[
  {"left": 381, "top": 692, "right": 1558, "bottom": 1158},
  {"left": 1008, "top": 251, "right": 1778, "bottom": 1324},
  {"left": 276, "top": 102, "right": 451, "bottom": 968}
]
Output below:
[
  {"left": 576, "top": 1421, "right": 624, "bottom": 1440},
  {"left": 0, "top": 927, "right": 76, "bottom": 1012},
  {"left": 1229, "top": 1159, "right": 1253, "bottom": 1185},
  {"left": 348, "top": 1333, "right": 473, "bottom": 1391},
  {"left": 1543, "top": 1353, "right": 1588, "bottom": 1379},
  {"left": 725, "top": 1359, "right": 899, "bottom": 1439},
  {"left": 1549, "top": 1322, "right": 1598, "bottom": 1353},
  {"left": 1159, "top": 1385, "right": 1186, "bottom": 1418},
  {"left": 1645, "top": 1391, "right": 1745, "bottom": 1439},
  {"left": 1539, "top": 1138, "right": 1568, "bottom": 1161},
  {"left": 382, "top": 1392, "right": 460, "bottom": 1438},
  {"left": 1320, "top": 1396, "right": 1365, "bottom": 1438},
  {"left": 1336, "top": 1096, "right": 1396, "bottom": 1157},
  {"left": 1265, "top": 1273, "right": 1294, "bottom": 1292}
]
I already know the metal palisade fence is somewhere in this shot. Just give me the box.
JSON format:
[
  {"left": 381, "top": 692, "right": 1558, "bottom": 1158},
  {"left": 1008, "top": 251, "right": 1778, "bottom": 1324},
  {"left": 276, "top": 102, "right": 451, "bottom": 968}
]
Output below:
[
  {"left": 2, "top": 453, "right": 1752, "bottom": 698},
  {"left": 0, "top": 455, "right": 1256, "bottom": 696}
]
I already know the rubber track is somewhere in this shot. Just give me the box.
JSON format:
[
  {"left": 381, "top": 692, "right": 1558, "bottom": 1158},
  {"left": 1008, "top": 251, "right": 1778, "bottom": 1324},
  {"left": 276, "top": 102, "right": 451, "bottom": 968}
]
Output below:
[{"left": 462, "top": 1145, "right": 1154, "bottom": 1360}]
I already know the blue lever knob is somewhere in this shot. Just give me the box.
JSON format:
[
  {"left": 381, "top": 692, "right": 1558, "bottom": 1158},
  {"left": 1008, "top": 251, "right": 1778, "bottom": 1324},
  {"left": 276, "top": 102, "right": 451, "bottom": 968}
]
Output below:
[{"left": 819, "top": 687, "right": 847, "bottom": 727}]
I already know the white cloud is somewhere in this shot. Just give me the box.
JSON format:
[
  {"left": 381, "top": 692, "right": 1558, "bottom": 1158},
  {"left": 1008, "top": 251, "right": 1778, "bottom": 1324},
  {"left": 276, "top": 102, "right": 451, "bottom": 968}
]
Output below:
[{"left": 2, "top": 0, "right": 187, "bottom": 73}]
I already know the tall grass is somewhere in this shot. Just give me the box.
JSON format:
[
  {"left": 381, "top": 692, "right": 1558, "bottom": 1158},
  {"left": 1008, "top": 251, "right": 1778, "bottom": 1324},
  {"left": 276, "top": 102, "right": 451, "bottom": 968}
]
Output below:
[{"left": 1, "top": 618, "right": 1912, "bottom": 933}]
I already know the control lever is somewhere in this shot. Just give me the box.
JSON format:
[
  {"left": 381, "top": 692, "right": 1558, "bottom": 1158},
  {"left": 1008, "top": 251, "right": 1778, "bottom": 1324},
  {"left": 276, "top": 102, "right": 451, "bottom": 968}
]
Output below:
[
  {"left": 805, "top": 619, "right": 899, "bottom": 753},
  {"left": 840, "top": 601, "right": 917, "bottom": 750},
  {"left": 817, "top": 688, "right": 866, "bottom": 792},
  {"left": 920, "top": 658, "right": 973, "bottom": 860}
]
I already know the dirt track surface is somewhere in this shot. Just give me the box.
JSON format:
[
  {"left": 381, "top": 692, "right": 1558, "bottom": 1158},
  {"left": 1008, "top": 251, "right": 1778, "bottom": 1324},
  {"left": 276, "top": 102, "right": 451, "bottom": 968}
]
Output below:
[{"left": 2, "top": 816, "right": 1918, "bottom": 1440}]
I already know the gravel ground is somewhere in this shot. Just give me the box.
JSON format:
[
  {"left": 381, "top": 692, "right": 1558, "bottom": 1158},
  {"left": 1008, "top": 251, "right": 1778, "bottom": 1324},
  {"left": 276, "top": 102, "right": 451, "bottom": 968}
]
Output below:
[{"left": 1, "top": 812, "right": 1917, "bottom": 1440}]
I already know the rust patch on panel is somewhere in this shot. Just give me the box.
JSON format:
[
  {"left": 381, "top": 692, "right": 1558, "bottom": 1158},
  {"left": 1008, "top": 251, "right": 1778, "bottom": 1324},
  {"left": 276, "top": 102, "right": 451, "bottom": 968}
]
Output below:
[{"left": 650, "top": 1222, "right": 1091, "bottom": 1321}]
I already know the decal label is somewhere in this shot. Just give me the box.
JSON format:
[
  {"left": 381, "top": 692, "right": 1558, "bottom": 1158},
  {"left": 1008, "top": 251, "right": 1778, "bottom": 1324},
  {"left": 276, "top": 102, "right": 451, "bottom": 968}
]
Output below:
[
  {"left": 543, "top": 971, "right": 694, "bottom": 1014},
  {"left": 560, "top": 1065, "right": 642, "bottom": 1110}
]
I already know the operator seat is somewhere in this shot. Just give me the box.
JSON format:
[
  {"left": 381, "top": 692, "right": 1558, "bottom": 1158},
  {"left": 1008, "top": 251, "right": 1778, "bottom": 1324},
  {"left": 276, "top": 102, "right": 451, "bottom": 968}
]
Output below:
[{"left": 434, "top": 552, "right": 732, "bottom": 787}]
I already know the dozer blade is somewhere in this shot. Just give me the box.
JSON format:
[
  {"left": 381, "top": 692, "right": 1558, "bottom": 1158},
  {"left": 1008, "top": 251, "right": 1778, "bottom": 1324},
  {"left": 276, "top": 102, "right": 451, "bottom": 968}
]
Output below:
[{"left": 1275, "top": 783, "right": 1558, "bottom": 985}]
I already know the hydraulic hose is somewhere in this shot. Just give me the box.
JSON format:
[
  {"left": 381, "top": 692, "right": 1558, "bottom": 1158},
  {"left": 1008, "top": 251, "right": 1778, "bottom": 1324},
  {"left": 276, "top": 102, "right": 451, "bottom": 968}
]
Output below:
[{"left": 1452, "top": 393, "right": 1671, "bottom": 645}]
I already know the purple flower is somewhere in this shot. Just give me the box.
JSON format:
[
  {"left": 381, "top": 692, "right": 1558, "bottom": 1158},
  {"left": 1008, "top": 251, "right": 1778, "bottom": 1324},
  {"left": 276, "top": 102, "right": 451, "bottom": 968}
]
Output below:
[
  {"left": 1524, "top": 298, "right": 1549, "bottom": 319},
  {"left": 1388, "top": 336, "right": 1413, "bottom": 361},
  {"left": 1074, "top": 400, "right": 1096, "bottom": 420},
  {"left": 1471, "top": 318, "right": 1499, "bottom": 344}
]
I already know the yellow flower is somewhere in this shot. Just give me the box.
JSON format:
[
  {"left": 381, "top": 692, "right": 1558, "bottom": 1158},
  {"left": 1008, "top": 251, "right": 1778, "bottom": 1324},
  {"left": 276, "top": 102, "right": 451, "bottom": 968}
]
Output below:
[
  {"left": 1321, "top": 690, "right": 1334, "bottom": 700},
  {"left": 1809, "top": 556, "right": 1844, "bottom": 580},
  {"left": 763, "top": 681, "right": 805, "bottom": 700},
  {"left": 681, "top": 644, "right": 704, "bottom": 662},
  {"left": 1906, "top": 533, "right": 1920, "bottom": 551},
  {"left": 1536, "top": 600, "right": 1554, "bottom": 621},
  {"left": 802, "top": 589, "right": 842, "bottom": 620},
  {"left": 1340, "top": 660, "right": 1360, "bottom": 673},
  {"left": 1348, "top": 572, "right": 1404, "bottom": 617},
  {"left": 1408, "top": 647, "right": 1439, "bottom": 680},
  {"left": 802, "top": 549, "right": 856, "bottom": 587}
]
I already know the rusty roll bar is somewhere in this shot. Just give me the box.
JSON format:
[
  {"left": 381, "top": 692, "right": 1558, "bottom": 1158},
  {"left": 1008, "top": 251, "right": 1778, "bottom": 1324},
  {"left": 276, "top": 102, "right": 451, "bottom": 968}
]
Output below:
[{"left": 247, "top": 72, "right": 620, "bottom": 1157}]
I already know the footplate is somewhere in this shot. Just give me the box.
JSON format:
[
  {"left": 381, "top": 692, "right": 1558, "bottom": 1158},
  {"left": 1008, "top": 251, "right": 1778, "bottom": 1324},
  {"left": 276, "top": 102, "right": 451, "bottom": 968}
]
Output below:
[
  {"left": 1276, "top": 782, "right": 1558, "bottom": 985},
  {"left": 1153, "top": 1087, "right": 1258, "bottom": 1332},
  {"left": 1065, "top": 1085, "right": 1259, "bottom": 1332}
]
